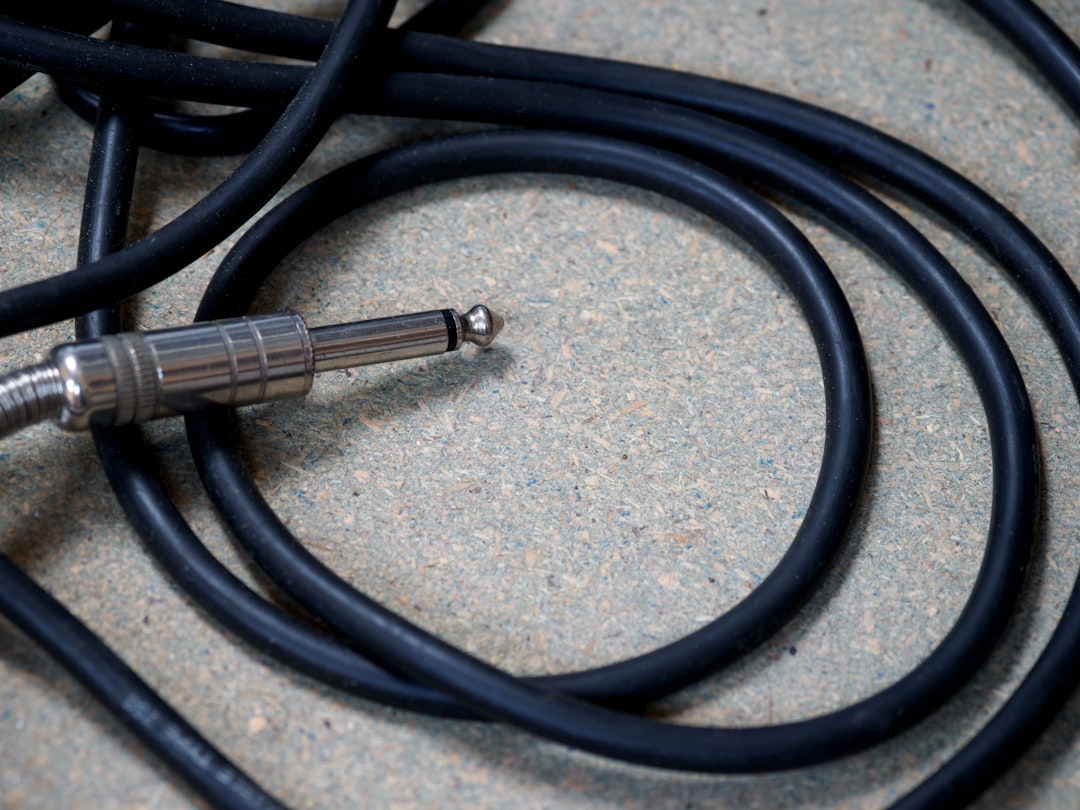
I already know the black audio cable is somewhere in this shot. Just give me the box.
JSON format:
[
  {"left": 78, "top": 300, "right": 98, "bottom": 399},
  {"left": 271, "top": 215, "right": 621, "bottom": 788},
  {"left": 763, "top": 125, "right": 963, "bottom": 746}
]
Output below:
[
  {"left": 0, "top": 0, "right": 397, "bottom": 336},
  {"left": 184, "top": 125, "right": 1036, "bottom": 770},
  {"left": 0, "top": 22, "right": 288, "bottom": 810},
  {"left": 39, "top": 0, "right": 1041, "bottom": 731},
  {"left": 0, "top": 1, "right": 1078, "bottom": 808}
]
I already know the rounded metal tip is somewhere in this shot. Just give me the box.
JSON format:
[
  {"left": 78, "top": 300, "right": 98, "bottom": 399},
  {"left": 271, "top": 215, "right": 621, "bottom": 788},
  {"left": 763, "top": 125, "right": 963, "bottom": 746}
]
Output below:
[{"left": 461, "top": 304, "right": 504, "bottom": 347}]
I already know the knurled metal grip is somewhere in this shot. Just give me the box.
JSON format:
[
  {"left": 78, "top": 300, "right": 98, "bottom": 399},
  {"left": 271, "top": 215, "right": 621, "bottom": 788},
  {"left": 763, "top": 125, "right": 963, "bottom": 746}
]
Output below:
[
  {"left": 0, "top": 304, "right": 501, "bottom": 437},
  {"left": 50, "top": 313, "right": 314, "bottom": 430}
]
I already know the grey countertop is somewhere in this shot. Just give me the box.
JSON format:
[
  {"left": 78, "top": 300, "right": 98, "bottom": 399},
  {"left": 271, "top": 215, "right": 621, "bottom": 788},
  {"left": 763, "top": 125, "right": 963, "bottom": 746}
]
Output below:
[{"left": 2, "top": 1, "right": 1080, "bottom": 807}]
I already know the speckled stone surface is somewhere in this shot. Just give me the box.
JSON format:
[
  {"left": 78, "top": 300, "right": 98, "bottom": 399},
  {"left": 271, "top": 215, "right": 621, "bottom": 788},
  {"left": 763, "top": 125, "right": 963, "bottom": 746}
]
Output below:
[{"left": 2, "top": 1, "right": 1080, "bottom": 808}]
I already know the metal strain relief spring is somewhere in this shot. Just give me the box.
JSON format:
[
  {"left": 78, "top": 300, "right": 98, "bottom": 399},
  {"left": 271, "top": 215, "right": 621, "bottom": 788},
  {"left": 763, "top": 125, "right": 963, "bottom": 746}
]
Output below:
[{"left": 0, "top": 362, "right": 63, "bottom": 440}]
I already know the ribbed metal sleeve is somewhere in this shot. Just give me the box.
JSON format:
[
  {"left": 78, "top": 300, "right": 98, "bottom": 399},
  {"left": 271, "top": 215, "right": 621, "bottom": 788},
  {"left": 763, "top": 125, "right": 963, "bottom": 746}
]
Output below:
[{"left": 0, "top": 362, "right": 63, "bottom": 439}]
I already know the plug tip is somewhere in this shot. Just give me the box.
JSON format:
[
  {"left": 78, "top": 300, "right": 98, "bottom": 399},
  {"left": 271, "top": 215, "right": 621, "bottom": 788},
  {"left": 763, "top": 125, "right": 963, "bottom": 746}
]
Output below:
[{"left": 462, "top": 304, "right": 504, "bottom": 347}]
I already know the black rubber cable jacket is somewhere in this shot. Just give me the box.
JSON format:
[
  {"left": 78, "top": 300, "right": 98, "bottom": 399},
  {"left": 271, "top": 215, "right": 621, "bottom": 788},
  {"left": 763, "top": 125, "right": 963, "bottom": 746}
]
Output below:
[
  {"left": 74, "top": 82, "right": 138, "bottom": 341},
  {"left": 188, "top": 128, "right": 1036, "bottom": 772},
  {"left": 53, "top": 2, "right": 700, "bottom": 725},
  {"left": 382, "top": 20, "right": 1080, "bottom": 810},
  {"left": 897, "top": 2, "right": 1080, "bottom": 806},
  {"left": 0, "top": 0, "right": 1054, "bottom": 768},
  {"left": 387, "top": 34, "right": 1080, "bottom": 391},
  {"left": 90, "top": 31, "right": 1080, "bottom": 810},
  {"left": 0, "top": 15, "right": 305, "bottom": 106},
  {"left": 48, "top": 19, "right": 1036, "bottom": 760},
  {"left": 56, "top": 82, "right": 281, "bottom": 157},
  {"left": 0, "top": 556, "right": 286, "bottom": 810},
  {"left": 358, "top": 69, "right": 1067, "bottom": 797},
  {"left": 962, "top": 0, "right": 1080, "bottom": 115},
  {"left": 10, "top": 17, "right": 881, "bottom": 714},
  {"left": 190, "top": 129, "right": 874, "bottom": 709},
  {"left": 0, "top": 0, "right": 396, "bottom": 337},
  {"left": 2, "top": 0, "right": 1071, "bottom": 807},
  {"left": 0, "top": 3, "right": 494, "bottom": 111},
  {"left": 90, "top": 121, "right": 873, "bottom": 716},
  {"left": 0, "top": 6, "right": 108, "bottom": 97},
  {"left": 83, "top": 0, "right": 491, "bottom": 60},
  {"left": 10, "top": 25, "right": 1077, "bottom": 379},
  {"left": 57, "top": 2, "right": 673, "bottom": 722},
  {"left": 398, "top": 0, "right": 498, "bottom": 33},
  {"left": 91, "top": 425, "right": 479, "bottom": 717},
  {"left": 89, "top": 0, "right": 325, "bottom": 61},
  {"left": 17, "top": 5, "right": 1074, "bottom": 390},
  {"left": 0, "top": 49, "right": 288, "bottom": 810},
  {"left": 72, "top": 0, "right": 494, "bottom": 721},
  {"left": 27, "top": 17, "right": 1080, "bottom": 397},
  {"left": 54, "top": 0, "right": 870, "bottom": 721},
  {"left": 95, "top": 0, "right": 328, "bottom": 62},
  {"left": 48, "top": 0, "right": 496, "bottom": 156}
]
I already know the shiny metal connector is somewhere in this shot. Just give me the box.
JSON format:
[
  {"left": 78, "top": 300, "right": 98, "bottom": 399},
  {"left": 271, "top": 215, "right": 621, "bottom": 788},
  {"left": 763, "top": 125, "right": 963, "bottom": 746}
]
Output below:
[{"left": 0, "top": 305, "right": 503, "bottom": 438}]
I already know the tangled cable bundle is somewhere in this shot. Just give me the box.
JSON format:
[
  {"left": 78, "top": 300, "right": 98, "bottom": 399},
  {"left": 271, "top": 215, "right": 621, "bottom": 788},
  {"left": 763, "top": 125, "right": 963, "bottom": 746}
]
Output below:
[{"left": 1, "top": 1, "right": 1079, "bottom": 807}]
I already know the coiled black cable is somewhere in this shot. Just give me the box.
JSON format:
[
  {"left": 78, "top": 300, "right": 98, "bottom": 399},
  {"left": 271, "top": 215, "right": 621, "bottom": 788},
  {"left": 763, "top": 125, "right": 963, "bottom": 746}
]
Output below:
[
  {"left": 96, "top": 132, "right": 881, "bottom": 718},
  {"left": 181, "top": 125, "right": 1036, "bottom": 774},
  {"left": 1, "top": 0, "right": 1078, "bottom": 807},
  {"left": 50, "top": 0, "right": 1044, "bottom": 733},
  {"left": 0, "top": 0, "right": 396, "bottom": 336},
  {"left": 0, "top": 23, "right": 288, "bottom": 810},
  {"left": 0, "top": 556, "right": 286, "bottom": 810}
]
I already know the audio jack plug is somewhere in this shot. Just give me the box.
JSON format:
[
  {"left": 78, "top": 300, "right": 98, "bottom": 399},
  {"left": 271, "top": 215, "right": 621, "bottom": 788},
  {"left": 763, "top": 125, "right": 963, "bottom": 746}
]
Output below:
[{"left": 0, "top": 305, "right": 504, "bottom": 439}]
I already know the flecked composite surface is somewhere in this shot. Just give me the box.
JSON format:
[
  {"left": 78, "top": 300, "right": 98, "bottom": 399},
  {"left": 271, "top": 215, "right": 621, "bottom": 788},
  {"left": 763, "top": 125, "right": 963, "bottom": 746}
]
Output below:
[{"left": 1, "top": 2, "right": 1080, "bottom": 808}]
